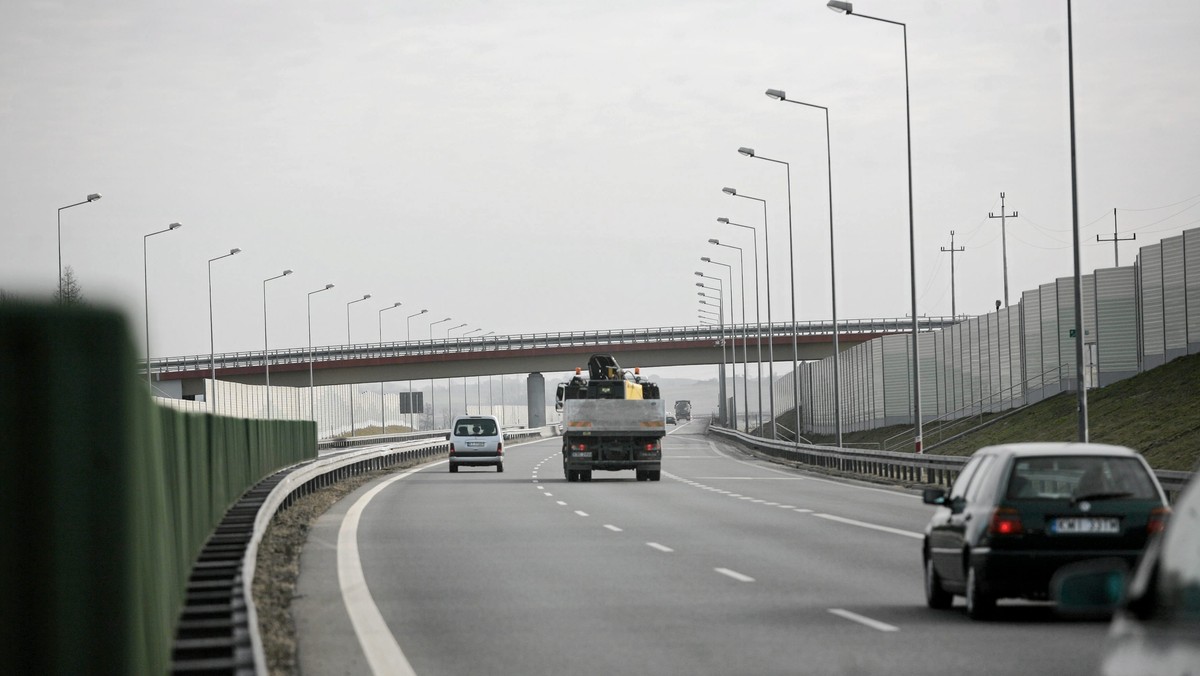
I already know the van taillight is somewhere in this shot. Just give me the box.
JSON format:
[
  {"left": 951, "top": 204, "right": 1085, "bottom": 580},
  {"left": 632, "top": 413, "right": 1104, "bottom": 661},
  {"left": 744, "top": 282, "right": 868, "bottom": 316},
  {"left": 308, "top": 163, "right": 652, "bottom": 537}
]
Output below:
[
  {"left": 497, "top": 442, "right": 503, "bottom": 456},
  {"left": 1148, "top": 507, "right": 1170, "bottom": 534},
  {"left": 449, "top": 443, "right": 455, "bottom": 456},
  {"left": 988, "top": 507, "right": 1023, "bottom": 536}
]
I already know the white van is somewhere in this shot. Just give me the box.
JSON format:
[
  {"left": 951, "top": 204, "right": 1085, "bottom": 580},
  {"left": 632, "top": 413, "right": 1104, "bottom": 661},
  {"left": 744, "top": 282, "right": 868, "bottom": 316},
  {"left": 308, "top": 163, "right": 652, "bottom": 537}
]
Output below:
[{"left": 448, "top": 415, "right": 503, "bottom": 473}]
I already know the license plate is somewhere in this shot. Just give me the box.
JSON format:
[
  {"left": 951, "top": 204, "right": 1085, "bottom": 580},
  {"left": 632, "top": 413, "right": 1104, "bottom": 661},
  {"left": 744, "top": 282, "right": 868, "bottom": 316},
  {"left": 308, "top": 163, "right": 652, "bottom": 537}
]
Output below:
[
  {"left": 466, "top": 441, "right": 485, "bottom": 448},
  {"left": 1050, "top": 517, "right": 1120, "bottom": 534},
  {"left": 571, "top": 452, "right": 590, "bottom": 458}
]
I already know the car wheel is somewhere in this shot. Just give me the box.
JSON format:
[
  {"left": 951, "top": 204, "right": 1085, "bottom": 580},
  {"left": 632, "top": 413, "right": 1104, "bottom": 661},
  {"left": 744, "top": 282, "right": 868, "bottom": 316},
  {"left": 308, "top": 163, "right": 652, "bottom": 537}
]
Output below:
[
  {"left": 925, "top": 556, "right": 953, "bottom": 610},
  {"left": 449, "top": 464, "right": 458, "bottom": 473},
  {"left": 965, "top": 566, "right": 995, "bottom": 619},
  {"left": 497, "top": 462, "right": 504, "bottom": 473}
]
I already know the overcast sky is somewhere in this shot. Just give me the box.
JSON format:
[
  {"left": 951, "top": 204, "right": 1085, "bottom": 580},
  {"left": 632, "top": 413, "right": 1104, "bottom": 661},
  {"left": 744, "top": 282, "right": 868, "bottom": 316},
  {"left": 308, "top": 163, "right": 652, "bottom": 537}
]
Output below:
[{"left": 4, "top": 1, "right": 1199, "bottom": 379}]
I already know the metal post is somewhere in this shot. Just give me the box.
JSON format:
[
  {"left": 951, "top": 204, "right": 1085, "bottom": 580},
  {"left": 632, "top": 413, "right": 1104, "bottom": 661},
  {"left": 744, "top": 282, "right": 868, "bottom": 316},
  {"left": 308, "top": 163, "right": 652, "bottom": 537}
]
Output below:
[
  {"left": 1067, "top": 0, "right": 1088, "bottom": 441},
  {"left": 988, "top": 192, "right": 1019, "bottom": 307},
  {"left": 262, "top": 269, "right": 293, "bottom": 418},
  {"left": 941, "top": 231, "right": 965, "bottom": 318},
  {"left": 307, "top": 283, "right": 334, "bottom": 425},
  {"left": 1096, "top": 208, "right": 1135, "bottom": 267},
  {"left": 56, "top": 193, "right": 101, "bottom": 302},
  {"left": 144, "top": 222, "right": 182, "bottom": 392},
  {"left": 406, "top": 309, "right": 428, "bottom": 430},
  {"left": 208, "top": 248, "right": 241, "bottom": 412},
  {"left": 725, "top": 189, "right": 777, "bottom": 438}
]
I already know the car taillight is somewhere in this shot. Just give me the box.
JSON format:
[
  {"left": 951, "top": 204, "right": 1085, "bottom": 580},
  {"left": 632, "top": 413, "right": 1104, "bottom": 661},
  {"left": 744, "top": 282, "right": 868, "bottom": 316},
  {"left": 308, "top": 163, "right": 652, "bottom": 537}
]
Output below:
[
  {"left": 497, "top": 442, "right": 503, "bottom": 456},
  {"left": 1148, "top": 506, "right": 1170, "bottom": 534},
  {"left": 988, "top": 507, "right": 1024, "bottom": 536}
]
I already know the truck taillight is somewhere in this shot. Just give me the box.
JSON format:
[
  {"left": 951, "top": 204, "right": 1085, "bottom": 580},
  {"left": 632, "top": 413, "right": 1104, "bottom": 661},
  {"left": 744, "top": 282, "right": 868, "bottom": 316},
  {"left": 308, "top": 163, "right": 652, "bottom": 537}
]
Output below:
[
  {"left": 645, "top": 442, "right": 658, "bottom": 452},
  {"left": 570, "top": 443, "right": 588, "bottom": 451}
]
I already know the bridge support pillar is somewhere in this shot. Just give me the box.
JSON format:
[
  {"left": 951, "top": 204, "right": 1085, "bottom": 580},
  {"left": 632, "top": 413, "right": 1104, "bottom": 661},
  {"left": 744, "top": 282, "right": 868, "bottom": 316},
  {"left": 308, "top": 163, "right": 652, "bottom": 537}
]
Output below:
[{"left": 527, "top": 372, "right": 545, "bottom": 428}]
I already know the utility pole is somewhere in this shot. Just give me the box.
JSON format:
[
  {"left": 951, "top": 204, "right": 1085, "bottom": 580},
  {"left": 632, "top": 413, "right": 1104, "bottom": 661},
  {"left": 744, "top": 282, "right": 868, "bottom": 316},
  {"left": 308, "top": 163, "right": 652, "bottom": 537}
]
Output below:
[
  {"left": 1096, "top": 208, "right": 1135, "bottom": 267},
  {"left": 940, "top": 230, "right": 966, "bottom": 318},
  {"left": 988, "top": 192, "right": 1019, "bottom": 307}
]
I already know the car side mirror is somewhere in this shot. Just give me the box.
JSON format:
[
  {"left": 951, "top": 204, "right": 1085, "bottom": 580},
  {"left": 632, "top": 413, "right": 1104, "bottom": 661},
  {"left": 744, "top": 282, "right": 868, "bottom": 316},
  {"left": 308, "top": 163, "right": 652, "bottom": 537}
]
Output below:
[
  {"left": 1052, "top": 558, "right": 1129, "bottom": 618},
  {"left": 922, "top": 488, "right": 947, "bottom": 506}
]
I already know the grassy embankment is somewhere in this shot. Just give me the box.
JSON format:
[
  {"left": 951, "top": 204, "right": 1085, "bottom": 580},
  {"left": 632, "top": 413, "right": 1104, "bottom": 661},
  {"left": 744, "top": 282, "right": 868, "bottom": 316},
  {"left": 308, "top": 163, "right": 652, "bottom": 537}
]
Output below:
[{"left": 776, "top": 352, "right": 1200, "bottom": 472}]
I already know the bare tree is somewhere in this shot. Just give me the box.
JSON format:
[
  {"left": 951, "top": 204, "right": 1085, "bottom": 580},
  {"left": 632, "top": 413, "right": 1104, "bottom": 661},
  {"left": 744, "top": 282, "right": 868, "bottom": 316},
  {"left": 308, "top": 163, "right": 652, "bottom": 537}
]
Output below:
[{"left": 55, "top": 265, "right": 86, "bottom": 305}]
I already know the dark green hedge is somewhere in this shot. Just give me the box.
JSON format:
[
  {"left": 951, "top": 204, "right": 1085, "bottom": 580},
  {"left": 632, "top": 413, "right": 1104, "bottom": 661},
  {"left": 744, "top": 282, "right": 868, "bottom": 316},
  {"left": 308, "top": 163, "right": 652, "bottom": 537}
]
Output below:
[{"left": 0, "top": 302, "right": 315, "bottom": 674}]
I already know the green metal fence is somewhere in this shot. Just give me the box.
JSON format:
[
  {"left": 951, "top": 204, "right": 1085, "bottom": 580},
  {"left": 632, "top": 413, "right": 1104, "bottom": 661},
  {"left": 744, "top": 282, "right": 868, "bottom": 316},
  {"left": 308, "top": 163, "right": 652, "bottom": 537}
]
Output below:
[{"left": 0, "top": 302, "right": 315, "bottom": 674}]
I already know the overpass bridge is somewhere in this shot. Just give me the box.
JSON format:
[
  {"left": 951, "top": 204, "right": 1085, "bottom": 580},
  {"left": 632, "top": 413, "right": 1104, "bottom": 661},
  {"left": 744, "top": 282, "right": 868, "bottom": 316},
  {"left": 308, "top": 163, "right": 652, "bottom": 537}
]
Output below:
[{"left": 156, "top": 317, "right": 956, "bottom": 398}]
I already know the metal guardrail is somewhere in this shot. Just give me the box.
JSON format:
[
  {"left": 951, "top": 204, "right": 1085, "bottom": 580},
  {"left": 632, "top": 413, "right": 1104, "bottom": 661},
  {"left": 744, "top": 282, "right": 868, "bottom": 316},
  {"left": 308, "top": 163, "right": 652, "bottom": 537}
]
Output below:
[
  {"left": 174, "top": 424, "right": 559, "bottom": 674},
  {"left": 710, "top": 426, "right": 1195, "bottom": 501},
  {"left": 152, "top": 317, "right": 959, "bottom": 375}
]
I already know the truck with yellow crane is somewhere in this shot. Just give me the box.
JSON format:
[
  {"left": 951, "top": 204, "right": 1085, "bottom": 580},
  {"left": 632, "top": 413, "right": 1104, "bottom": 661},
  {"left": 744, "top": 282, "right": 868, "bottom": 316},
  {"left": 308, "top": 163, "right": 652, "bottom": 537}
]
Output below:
[{"left": 555, "top": 354, "right": 666, "bottom": 482}]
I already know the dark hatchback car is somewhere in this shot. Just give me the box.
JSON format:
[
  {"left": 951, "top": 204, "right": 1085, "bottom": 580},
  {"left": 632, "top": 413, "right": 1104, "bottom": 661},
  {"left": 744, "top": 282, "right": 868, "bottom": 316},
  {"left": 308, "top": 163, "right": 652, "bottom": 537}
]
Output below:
[{"left": 922, "top": 442, "right": 1169, "bottom": 619}]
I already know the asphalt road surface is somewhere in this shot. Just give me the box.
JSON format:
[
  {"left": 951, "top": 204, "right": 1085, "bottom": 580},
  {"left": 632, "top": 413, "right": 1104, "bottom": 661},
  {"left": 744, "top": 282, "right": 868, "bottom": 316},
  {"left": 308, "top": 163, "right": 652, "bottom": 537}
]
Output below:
[{"left": 293, "top": 421, "right": 1111, "bottom": 675}]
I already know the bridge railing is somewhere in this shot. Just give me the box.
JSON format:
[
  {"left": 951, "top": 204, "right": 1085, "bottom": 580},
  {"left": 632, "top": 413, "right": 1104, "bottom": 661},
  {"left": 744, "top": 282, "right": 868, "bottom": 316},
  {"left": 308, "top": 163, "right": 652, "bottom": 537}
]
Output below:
[{"left": 153, "top": 316, "right": 957, "bottom": 375}]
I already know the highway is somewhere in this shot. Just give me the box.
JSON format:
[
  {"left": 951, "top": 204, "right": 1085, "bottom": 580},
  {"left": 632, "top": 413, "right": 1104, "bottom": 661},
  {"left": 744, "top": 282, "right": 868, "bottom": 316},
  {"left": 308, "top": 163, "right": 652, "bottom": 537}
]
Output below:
[{"left": 293, "top": 421, "right": 1110, "bottom": 675}]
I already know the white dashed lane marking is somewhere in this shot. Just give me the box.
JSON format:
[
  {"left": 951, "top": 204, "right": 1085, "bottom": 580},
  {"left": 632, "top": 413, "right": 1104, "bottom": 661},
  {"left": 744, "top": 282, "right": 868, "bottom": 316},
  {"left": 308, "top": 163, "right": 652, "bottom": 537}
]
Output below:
[
  {"left": 715, "top": 568, "right": 755, "bottom": 582},
  {"left": 646, "top": 542, "right": 674, "bottom": 553}
]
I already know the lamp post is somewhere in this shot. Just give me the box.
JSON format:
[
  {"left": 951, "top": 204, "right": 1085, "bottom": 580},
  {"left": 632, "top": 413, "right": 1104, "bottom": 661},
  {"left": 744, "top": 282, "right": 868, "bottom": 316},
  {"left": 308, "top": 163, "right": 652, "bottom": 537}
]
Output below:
[
  {"left": 463, "top": 328, "right": 482, "bottom": 414},
  {"left": 346, "top": 294, "right": 372, "bottom": 436},
  {"left": 828, "top": 0, "right": 923, "bottom": 451},
  {"left": 447, "top": 323, "right": 468, "bottom": 421},
  {"left": 429, "top": 317, "right": 451, "bottom": 428},
  {"left": 262, "top": 269, "right": 294, "bottom": 418},
  {"left": 697, "top": 272, "right": 727, "bottom": 425},
  {"left": 710, "top": 240, "right": 750, "bottom": 434},
  {"left": 144, "top": 222, "right": 183, "bottom": 392},
  {"left": 406, "top": 309, "right": 429, "bottom": 430},
  {"left": 1066, "top": 0, "right": 1088, "bottom": 441},
  {"left": 484, "top": 331, "right": 495, "bottom": 417},
  {"left": 765, "top": 88, "right": 844, "bottom": 447},
  {"left": 738, "top": 146, "right": 801, "bottom": 442},
  {"left": 703, "top": 256, "right": 738, "bottom": 431},
  {"left": 723, "top": 187, "right": 777, "bottom": 438},
  {"left": 307, "top": 283, "right": 335, "bottom": 424},
  {"left": 719, "top": 217, "right": 764, "bottom": 435},
  {"left": 378, "top": 301, "right": 403, "bottom": 434},
  {"left": 207, "top": 247, "right": 241, "bottom": 412},
  {"left": 57, "top": 192, "right": 101, "bottom": 301}
]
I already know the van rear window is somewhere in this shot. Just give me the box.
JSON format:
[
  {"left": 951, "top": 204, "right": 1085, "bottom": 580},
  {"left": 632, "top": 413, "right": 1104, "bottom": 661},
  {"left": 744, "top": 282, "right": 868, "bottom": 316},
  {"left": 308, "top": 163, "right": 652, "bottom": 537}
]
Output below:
[{"left": 454, "top": 420, "right": 498, "bottom": 436}]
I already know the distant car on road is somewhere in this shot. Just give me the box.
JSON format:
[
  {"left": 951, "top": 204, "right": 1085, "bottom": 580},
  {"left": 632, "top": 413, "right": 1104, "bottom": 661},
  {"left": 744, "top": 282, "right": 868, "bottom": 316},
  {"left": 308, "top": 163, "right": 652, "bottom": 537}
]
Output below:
[
  {"left": 1055, "top": 471, "right": 1200, "bottom": 674},
  {"left": 448, "top": 415, "right": 503, "bottom": 473},
  {"left": 665, "top": 413, "right": 676, "bottom": 425},
  {"left": 922, "top": 442, "right": 1169, "bottom": 619}
]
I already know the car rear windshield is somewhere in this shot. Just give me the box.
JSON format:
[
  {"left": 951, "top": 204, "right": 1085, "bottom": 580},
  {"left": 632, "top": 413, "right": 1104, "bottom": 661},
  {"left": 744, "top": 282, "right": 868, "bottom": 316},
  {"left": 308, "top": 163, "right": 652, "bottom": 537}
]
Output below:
[
  {"left": 454, "top": 420, "right": 498, "bottom": 437},
  {"left": 1005, "top": 456, "right": 1159, "bottom": 501}
]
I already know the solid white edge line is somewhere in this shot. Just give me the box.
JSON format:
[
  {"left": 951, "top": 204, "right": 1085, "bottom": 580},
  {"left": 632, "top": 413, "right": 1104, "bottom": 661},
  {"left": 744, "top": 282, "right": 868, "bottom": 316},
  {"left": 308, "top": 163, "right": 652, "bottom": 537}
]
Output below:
[
  {"left": 814, "top": 513, "right": 924, "bottom": 540},
  {"left": 337, "top": 466, "right": 426, "bottom": 676},
  {"left": 828, "top": 608, "right": 899, "bottom": 632},
  {"left": 714, "top": 567, "right": 755, "bottom": 582}
]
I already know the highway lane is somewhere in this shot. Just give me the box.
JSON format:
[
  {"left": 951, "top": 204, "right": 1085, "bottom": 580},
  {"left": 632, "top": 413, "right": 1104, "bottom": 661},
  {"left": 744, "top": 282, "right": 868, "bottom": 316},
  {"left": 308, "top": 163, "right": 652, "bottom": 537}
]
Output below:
[{"left": 294, "top": 422, "right": 1111, "bottom": 675}]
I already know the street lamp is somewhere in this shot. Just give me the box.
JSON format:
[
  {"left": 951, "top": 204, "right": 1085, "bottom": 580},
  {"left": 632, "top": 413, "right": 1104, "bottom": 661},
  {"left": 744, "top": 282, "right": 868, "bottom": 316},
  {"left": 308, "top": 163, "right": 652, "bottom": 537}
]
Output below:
[
  {"left": 711, "top": 240, "right": 749, "bottom": 434},
  {"left": 703, "top": 256, "right": 738, "bottom": 431},
  {"left": 262, "top": 269, "right": 294, "bottom": 418},
  {"left": 723, "top": 187, "right": 778, "bottom": 438},
  {"left": 307, "top": 283, "right": 335, "bottom": 424},
  {"left": 57, "top": 192, "right": 101, "bottom": 301},
  {"left": 208, "top": 247, "right": 242, "bottom": 412},
  {"left": 464, "top": 328, "right": 482, "bottom": 414},
  {"left": 765, "top": 88, "right": 844, "bottom": 447},
  {"left": 828, "top": 0, "right": 924, "bottom": 452},
  {"left": 447, "top": 323, "right": 468, "bottom": 421},
  {"left": 144, "top": 222, "right": 182, "bottom": 392},
  {"left": 1066, "top": 0, "right": 1088, "bottom": 441},
  {"left": 719, "top": 217, "right": 764, "bottom": 434},
  {"left": 406, "top": 309, "right": 429, "bottom": 430},
  {"left": 429, "top": 317, "right": 452, "bottom": 428},
  {"left": 697, "top": 270, "right": 728, "bottom": 425},
  {"left": 738, "top": 146, "right": 801, "bottom": 441},
  {"left": 379, "top": 301, "right": 403, "bottom": 433},
  {"left": 346, "top": 294, "right": 372, "bottom": 436}
]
